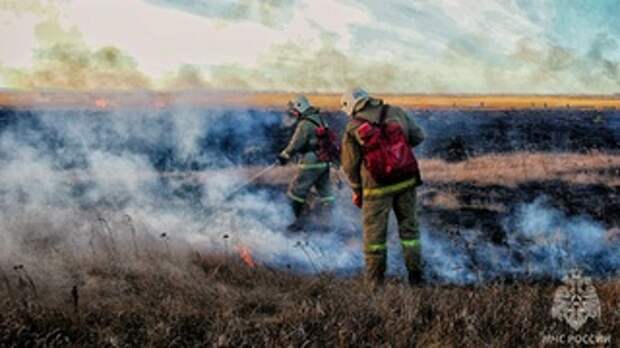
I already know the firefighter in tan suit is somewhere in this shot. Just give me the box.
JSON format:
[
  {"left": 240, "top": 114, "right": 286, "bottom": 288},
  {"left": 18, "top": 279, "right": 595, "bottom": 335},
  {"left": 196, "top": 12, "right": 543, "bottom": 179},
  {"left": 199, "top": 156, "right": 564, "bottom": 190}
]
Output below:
[
  {"left": 340, "top": 88, "right": 425, "bottom": 286},
  {"left": 278, "top": 96, "right": 335, "bottom": 231}
]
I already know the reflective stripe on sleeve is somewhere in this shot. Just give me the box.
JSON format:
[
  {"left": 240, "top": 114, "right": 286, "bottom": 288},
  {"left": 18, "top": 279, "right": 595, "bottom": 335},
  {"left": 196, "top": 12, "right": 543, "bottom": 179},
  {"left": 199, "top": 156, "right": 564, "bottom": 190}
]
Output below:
[
  {"left": 319, "top": 196, "right": 336, "bottom": 203},
  {"left": 350, "top": 182, "right": 362, "bottom": 190},
  {"left": 363, "top": 178, "right": 418, "bottom": 198},
  {"left": 298, "top": 162, "right": 329, "bottom": 170},
  {"left": 401, "top": 239, "right": 420, "bottom": 248}
]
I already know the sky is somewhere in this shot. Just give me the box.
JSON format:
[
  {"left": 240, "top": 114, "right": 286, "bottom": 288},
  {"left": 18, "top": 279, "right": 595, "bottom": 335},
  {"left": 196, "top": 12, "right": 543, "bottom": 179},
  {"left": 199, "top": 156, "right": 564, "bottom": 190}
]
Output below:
[{"left": 0, "top": 0, "right": 619, "bottom": 94}]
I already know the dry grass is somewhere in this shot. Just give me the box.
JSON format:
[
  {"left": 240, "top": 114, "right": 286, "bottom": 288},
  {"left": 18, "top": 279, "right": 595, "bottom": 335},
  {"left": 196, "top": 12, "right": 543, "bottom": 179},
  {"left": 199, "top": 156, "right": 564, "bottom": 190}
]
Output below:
[
  {"left": 246, "top": 93, "right": 620, "bottom": 111},
  {"left": 1, "top": 242, "right": 618, "bottom": 347},
  {"left": 208, "top": 152, "right": 620, "bottom": 187},
  {"left": 421, "top": 152, "right": 620, "bottom": 186},
  {"left": 0, "top": 150, "right": 618, "bottom": 345},
  {"left": 2, "top": 90, "right": 620, "bottom": 110}
]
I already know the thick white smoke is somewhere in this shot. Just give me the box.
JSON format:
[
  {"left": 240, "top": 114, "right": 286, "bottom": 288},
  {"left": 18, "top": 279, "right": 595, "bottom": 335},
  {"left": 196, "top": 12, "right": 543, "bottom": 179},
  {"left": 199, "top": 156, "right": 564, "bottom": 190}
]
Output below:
[
  {"left": 0, "top": 106, "right": 616, "bottom": 285},
  {"left": 421, "top": 197, "right": 619, "bottom": 284},
  {"left": 0, "top": 106, "right": 362, "bottom": 279}
]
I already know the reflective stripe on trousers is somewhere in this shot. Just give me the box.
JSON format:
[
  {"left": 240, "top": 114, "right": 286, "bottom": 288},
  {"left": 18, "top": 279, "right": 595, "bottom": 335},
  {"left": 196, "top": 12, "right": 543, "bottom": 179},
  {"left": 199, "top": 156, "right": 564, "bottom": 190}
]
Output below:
[
  {"left": 288, "top": 192, "right": 306, "bottom": 203},
  {"left": 367, "top": 239, "right": 420, "bottom": 253},
  {"left": 288, "top": 192, "right": 334, "bottom": 204},
  {"left": 366, "top": 243, "right": 387, "bottom": 252},
  {"left": 363, "top": 177, "right": 418, "bottom": 198}
]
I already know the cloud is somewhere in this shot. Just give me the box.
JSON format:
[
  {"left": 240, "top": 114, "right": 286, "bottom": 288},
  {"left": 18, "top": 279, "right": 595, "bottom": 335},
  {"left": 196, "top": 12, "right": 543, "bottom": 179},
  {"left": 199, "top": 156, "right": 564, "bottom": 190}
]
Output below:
[
  {"left": 1, "top": 0, "right": 619, "bottom": 93},
  {"left": 146, "top": 0, "right": 299, "bottom": 28},
  {"left": 509, "top": 34, "right": 620, "bottom": 94},
  {"left": 0, "top": 0, "right": 61, "bottom": 16}
]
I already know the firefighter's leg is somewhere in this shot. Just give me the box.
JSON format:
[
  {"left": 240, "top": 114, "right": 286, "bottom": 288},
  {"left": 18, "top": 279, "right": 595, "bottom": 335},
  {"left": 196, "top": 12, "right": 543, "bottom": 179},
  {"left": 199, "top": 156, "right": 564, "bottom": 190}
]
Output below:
[
  {"left": 314, "top": 167, "right": 335, "bottom": 226},
  {"left": 393, "top": 188, "right": 423, "bottom": 285},
  {"left": 287, "top": 168, "right": 318, "bottom": 231},
  {"left": 361, "top": 195, "right": 393, "bottom": 286}
]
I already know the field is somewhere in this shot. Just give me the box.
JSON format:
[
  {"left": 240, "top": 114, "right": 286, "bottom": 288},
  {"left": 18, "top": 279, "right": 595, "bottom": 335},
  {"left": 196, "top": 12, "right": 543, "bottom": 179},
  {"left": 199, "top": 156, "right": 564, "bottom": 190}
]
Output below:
[
  {"left": 2, "top": 90, "right": 620, "bottom": 110},
  {"left": 0, "top": 100, "right": 618, "bottom": 346}
]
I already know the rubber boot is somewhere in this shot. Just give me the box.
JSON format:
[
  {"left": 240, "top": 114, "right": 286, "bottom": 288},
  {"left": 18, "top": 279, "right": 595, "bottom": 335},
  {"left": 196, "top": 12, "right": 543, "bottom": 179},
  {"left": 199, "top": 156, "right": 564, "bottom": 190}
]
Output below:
[
  {"left": 403, "top": 246, "right": 424, "bottom": 286},
  {"left": 408, "top": 269, "right": 424, "bottom": 286},
  {"left": 365, "top": 251, "right": 386, "bottom": 289},
  {"left": 287, "top": 200, "right": 305, "bottom": 232}
]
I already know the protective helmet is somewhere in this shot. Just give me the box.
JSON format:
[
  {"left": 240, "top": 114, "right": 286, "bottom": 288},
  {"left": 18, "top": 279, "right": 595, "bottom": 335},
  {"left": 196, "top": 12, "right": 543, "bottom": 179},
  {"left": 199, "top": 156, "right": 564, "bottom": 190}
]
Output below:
[
  {"left": 287, "top": 95, "right": 311, "bottom": 116},
  {"left": 340, "top": 87, "right": 370, "bottom": 116}
]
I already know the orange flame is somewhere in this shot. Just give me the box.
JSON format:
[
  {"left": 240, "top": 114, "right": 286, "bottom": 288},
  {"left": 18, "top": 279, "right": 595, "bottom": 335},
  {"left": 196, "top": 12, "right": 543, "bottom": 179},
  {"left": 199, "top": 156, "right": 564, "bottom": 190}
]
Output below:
[
  {"left": 236, "top": 245, "right": 256, "bottom": 268},
  {"left": 95, "top": 98, "right": 108, "bottom": 108}
]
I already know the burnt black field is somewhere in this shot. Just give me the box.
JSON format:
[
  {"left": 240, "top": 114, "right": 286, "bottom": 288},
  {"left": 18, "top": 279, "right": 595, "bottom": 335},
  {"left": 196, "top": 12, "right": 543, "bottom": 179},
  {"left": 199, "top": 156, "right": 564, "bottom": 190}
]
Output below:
[
  {"left": 0, "top": 106, "right": 618, "bottom": 346},
  {"left": 0, "top": 106, "right": 618, "bottom": 234},
  {"left": 0, "top": 106, "right": 618, "bottom": 281},
  {"left": 0, "top": 107, "right": 618, "bottom": 168}
]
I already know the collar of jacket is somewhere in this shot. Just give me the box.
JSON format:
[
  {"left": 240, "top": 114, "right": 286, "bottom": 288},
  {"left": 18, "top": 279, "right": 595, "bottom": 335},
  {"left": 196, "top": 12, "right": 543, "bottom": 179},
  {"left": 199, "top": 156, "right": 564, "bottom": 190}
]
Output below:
[
  {"left": 300, "top": 108, "right": 322, "bottom": 123},
  {"left": 301, "top": 106, "right": 320, "bottom": 117},
  {"left": 352, "top": 98, "right": 384, "bottom": 123}
]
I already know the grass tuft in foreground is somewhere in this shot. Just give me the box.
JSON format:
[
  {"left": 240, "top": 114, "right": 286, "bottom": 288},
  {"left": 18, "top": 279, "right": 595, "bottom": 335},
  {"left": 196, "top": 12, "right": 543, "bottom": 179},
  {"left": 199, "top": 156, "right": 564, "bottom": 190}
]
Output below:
[{"left": 1, "top": 246, "right": 618, "bottom": 347}]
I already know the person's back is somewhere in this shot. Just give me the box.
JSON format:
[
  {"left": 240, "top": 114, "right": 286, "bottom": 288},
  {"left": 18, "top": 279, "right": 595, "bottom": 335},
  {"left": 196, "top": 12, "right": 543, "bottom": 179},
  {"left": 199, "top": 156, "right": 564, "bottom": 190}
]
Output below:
[
  {"left": 340, "top": 88, "right": 425, "bottom": 286},
  {"left": 342, "top": 98, "right": 424, "bottom": 194},
  {"left": 278, "top": 96, "right": 336, "bottom": 232}
]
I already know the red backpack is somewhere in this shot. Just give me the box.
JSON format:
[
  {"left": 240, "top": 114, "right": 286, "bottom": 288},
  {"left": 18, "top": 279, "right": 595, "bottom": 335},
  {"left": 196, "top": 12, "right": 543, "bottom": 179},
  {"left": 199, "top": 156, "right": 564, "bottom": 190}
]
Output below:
[
  {"left": 304, "top": 116, "right": 340, "bottom": 163},
  {"left": 354, "top": 105, "right": 421, "bottom": 185}
]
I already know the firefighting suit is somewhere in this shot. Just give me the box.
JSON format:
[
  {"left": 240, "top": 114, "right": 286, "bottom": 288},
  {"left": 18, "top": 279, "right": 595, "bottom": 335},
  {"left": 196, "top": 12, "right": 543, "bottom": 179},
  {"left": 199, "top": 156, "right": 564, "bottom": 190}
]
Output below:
[
  {"left": 341, "top": 98, "right": 425, "bottom": 285},
  {"left": 280, "top": 108, "right": 335, "bottom": 229}
]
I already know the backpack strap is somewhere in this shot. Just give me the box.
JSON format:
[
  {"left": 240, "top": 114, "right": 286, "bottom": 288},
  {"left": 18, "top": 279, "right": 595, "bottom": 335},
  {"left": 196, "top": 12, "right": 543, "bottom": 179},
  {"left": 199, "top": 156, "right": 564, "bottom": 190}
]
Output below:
[
  {"left": 353, "top": 105, "right": 389, "bottom": 127},
  {"left": 302, "top": 115, "right": 326, "bottom": 129},
  {"left": 378, "top": 105, "right": 389, "bottom": 126},
  {"left": 378, "top": 105, "right": 389, "bottom": 135}
]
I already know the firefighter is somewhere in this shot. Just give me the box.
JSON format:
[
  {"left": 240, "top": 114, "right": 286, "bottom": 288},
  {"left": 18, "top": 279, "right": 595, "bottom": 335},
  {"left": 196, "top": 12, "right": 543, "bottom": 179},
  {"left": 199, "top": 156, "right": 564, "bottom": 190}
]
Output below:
[
  {"left": 340, "top": 88, "right": 425, "bottom": 286},
  {"left": 278, "top": 95, "right": 335, "bottom": 231}
]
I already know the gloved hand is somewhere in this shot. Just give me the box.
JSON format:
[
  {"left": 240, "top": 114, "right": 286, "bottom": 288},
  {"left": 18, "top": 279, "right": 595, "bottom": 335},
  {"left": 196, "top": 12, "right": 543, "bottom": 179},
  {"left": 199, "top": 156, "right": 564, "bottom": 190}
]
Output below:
[
  {"left": 277, "top": 152, "right": 290, "bottom": 166},
  {"left": 352, "top": 190, "right": 363, "bottom": 208}
]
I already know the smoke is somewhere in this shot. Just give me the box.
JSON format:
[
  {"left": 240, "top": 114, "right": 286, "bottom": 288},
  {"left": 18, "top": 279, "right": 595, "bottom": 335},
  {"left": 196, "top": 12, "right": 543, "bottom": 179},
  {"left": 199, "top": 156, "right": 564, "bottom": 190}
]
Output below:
[
  {"left": 422, "top": 197, "right": 619, "bottom": 284},
  {"left": 163, "top": 64, "right": 210, "bottom": 91},
  {"left": 0, "top": 2, "right": 208, "bottom": 92},
  {"left": 511, "top": 35, "right": 620, "bottom": 94},
  {"left": 0, "top": 3, "right": 153, "bottom": 91},
  {"left": 3, "top": 43, "right": 152, "bottom": 90},
  {"left": 0, "top": 105, "right": 617, "bottom": 286},
  {"left": 0, "top": 105, "right": 361, "bottom": 277},
  {"left": 209, "top": 38, "right": 412, "bottom": 93},
  {"left": 2, "top": 0, "right": 620, "bottom": 94}
]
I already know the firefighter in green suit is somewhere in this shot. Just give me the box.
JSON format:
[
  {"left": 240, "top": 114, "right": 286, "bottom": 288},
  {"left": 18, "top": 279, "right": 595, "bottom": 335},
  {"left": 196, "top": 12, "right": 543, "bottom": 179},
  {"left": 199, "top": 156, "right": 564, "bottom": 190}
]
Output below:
[
  {"left": 278, "top": 96, "right": 335, "bottom": 231},
  {"left": 340, "top": 88, "right": 425, "bottom": 286}
]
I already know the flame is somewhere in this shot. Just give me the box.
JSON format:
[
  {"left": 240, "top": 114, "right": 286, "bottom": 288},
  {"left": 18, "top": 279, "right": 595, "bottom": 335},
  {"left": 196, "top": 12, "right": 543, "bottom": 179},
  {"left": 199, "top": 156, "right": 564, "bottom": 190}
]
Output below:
[
  {"left": 236, "top": 245, "right": 256, "bottom": 268},
  {"left": 94, "top": 98, "right": 109, "bottom": 109}
]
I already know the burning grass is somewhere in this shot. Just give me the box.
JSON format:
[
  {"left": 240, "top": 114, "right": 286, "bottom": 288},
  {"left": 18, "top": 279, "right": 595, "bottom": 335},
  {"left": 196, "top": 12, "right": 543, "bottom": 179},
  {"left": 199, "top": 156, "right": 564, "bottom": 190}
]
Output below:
[
  {"left": 0, "top": 104, "right": 617, "bottom": 345},
  {"left": 1, "top": 242, "right": 618, "bottom": 347}
]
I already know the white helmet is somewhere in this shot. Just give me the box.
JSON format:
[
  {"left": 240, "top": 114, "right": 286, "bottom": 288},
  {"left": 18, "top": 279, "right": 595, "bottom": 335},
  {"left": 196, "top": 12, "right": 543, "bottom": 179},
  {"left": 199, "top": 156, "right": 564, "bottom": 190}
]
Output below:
[
  {"left": 287, "top": 95, "right": 311, "bottom": 115},
  {"left": 340, "top": 87, "right": 370, "bottom": 116}
]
